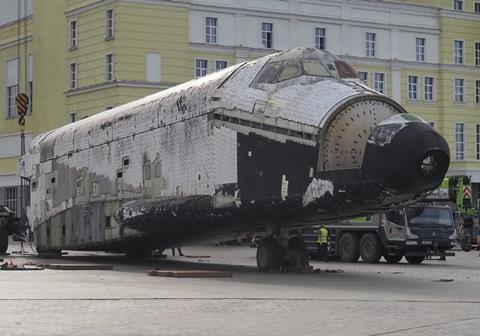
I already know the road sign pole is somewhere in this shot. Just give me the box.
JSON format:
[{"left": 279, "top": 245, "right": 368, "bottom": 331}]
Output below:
[{"left": 17, "top": 92, "right": 28, "bottom": 245}]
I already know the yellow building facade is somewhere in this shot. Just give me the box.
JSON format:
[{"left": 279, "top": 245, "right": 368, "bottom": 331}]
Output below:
[{"left": 0, "top": 0, "right": 479, "bottom": 212}]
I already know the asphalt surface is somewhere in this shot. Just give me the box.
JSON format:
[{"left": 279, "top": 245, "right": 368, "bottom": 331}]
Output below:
[{"left": 1, "top": 240, "right": 480, "bottom": 336}]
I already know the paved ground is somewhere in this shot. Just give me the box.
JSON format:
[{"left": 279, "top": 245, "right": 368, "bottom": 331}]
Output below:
[{"left": 1, "top": 240, "right": 480, "bottom": 336}]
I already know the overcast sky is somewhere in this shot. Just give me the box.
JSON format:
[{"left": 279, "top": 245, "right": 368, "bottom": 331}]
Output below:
[{"left": 0, "top": 0, "right": 32, "bottom": 26}]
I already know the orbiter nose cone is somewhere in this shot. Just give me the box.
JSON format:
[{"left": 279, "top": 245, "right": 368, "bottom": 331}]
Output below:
[{"left": 362, "top": 114, "right": 450, "bottom": 194}]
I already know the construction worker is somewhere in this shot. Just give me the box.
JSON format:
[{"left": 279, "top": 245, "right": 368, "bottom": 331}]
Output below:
[{"left": 317, "top": 224, "right": 329, "bottom": 261}]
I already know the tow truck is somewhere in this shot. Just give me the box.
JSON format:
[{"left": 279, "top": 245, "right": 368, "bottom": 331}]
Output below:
[{"left": 303, "top": 205, "right": 456, "bottom": 264}]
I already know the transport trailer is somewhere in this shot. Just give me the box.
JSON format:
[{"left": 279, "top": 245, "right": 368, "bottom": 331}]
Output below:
[{"left": 303, "top": 205, "right": 456, "bottom": 264}]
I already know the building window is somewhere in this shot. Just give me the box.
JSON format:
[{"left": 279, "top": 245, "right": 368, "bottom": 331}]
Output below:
[
  {"left": 454, "top": 78, "right": 465, "bottom": 102},
  {"left": 455, "top": 122, "right": 465, "bottom": 160},
  {"left": 424, "top": 77, "right": 435, "bottom": 101},
  {"left": 476, "top": 80, "right": 480, "bottom": 104},
  {"left": 6, "top": 85, "right": 18, "bottom": 118},
  {"left": 315, "top": 28, "right": 326, "bottom": 50},
  {"left": 454, "top": 40, "right": 464, "bottom": 64},
  {"left": 27, "top": 53, "right": 32, "bottom": 114},
  {"left": 6, "top": 58, "right": 18, "bottom": 118},
  {"left": 358, "top": 71, "right": 368, "bottom": 84},
  {"left": 205, "top": 17, "right": 217, "bottom": 44},
  {"left": 28, "top": 81, "right": 33, "bottom": 114},
  {"left": 374, "top": 73, "right": 384, "bottom": 94},
  {"left": 262, "top": 22, "right": 273, "bottom": 49},
  {"left": 475, "top": 42, "right": 480, "bottom": 66},
  {"left": 69, "top": 63, "right": 77, "bottom": 89},
  {"left": 5, "top": 187, "right": 17, "bottom": 215},
  {"left": 477, "top": 124, "right": 480, "bottom": 160},
  {"left": 146, "top": 53, "right": 161, "bottom": 82},
  {"left": 475, "top": 2, "right": 480, "bottom": 13},
  {"left": 366, "top": 32, "right": 376, "bottom": 57},
  {"left": 408, "top": 75, "right": 418, "bottom": 100},
  {"left": 416, "top": 38, "right": 425, "bottom": 62},
  {"left": 453, "top": 0, "right": 464, "bottom": 10},
  {"left": 69, "top": 20, "right": 77, "bottom": 49},
  {"left": 195, "top": 59, "right": 208, "bottom": 78},
  {"left": 106, "top": 53, "right": 114, "bottom": 81},
  {"left": 215, "top": 60, "right": 228, "bottom": 71},
  {"left": 106, "top": 9, "right": 114, "bottom": 39},
  {"left": 69, "top": 112, "right": 76, "bottom": 123}
]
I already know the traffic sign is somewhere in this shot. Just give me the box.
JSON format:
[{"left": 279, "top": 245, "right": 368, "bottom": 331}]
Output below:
[
  {"left": 463, "top": 186, "right": 472, "bottom": 199},
  {"left": 16, "top": 93, "right": 29, "bottom": 115}
]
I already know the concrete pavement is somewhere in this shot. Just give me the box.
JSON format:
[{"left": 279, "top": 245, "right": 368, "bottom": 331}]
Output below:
[{"left": 1, "top": 242, "right": 479, "bottom": 335}]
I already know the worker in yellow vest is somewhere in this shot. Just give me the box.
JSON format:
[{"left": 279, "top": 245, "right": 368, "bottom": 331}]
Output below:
[{"left": 317, "top": 224, "right": 329, "bottom": 261}]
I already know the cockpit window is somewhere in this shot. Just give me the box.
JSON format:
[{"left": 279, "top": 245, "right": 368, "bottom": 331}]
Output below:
[
  {"left": 334, "top": 60, "right": 358, "bottom": 78},
  {"left": 254, "top": 59, "right": 333, "bottom": 85},
  {"left": 277, "top": 61, "right": 302, "bottom": 81},
  {"left": 250, "top": 49, "right": 356, "bottom": 88},
  {"left": 302, "top": 59, "right": 331, "bottom": 77},
  {"left": 254, "top": 61, "right": 282, "bottom": 84}
]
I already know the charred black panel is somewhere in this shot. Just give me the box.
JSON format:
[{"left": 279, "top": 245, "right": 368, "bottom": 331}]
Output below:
[
  {"left": 237, "top": 133, "right": 318, "bottom": 202},
  {"left": 115, "top": 196, "right": 241, "bottom": 248}
]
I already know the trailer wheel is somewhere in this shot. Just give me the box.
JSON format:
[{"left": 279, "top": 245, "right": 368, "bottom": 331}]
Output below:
[
  {"left": 338, "top": 232, "right": 360, "bottom": 262},
  {"left": 405, "top": 256, "right": 425, "bottom": 264},
  {"left": 359, "top": 233, "right": 382, "bottom": 263},
  {"left": 384, "top": 253, "right": 403, "bottom": 264},
  {"left": 256, "top": 238, "right": 282, "bottom": 271},
  {"left": 0, "top": 228, "right": 8, "bottom": 254}
]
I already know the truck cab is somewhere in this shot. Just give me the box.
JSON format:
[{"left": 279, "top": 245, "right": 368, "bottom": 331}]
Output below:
[{"left": 382, "top": 205, "right": 456, "bottom": 263}]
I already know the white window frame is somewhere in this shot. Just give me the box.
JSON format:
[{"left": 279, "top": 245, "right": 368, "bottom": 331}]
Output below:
[
  {"left": 366, "top": 32, "right": 376, "bottom": 57},
  {"left": 106, "top": 53, "right": 114, "bottom": 81},
  {"left": 205, "top": 17, "right": 217, "bottom": 44},
  {"left": 474, "top": 1, "right": 480, "bottom": 13},
  {"left": 455, "top": 122, "right": 465, "bottom": 161},
  {"left": 424, "top": 76, "right": 435, "bottom": 102},
  {"left": 6, "top": 84, "right": 18, "bottom": 118},
  {"left": 358, "top": 71, "right": 368, "bottom": 84},
  {"left": 454, "top": 78, "right": 465, "bottom": 103},
  {"left": 453, "top": 40, "right": 464, "bottom": 64},
  {"left": 416, "top": 37, "right": 425, "bottom": 62},
  {"left": 106, "top": 8, "right": 114, "bottom": 39},
  {"left": 261, "top": 22, "right": 273, "bottom": 49},
  {"left": 215, "top": 60, "right": 228, "bottom": 72},
  {"left": 373, "top": 72, "right": 385, "bottom": 94},
  {"left": 69, "top": 20, "right": 77, "bottom": 49},
  {"left": 453, "top": 0, "right": 464, "bottom": 11},
  {"left": 475, "top": 42, "right": 480, "bottom": 66},
  {"left": 195, "top": 58, "right": 208, "bottom": 78},
  {"left": 315, "top": 27, "right": 326, "bottom": 50},
  {"left": 477, "top": 124, "right": 480, "bottom": 160},
  {"left": 5, "top": 57, "right": 19, "bottom": 118},
  {"left": 476, "top": 79, "right": 480, "bottom": 104},
  {"left": 407, "top": 75, "right": 418, "bottom": 101},
  {"left": 69, "top": 62, "right": 77, "bottom": 89}
]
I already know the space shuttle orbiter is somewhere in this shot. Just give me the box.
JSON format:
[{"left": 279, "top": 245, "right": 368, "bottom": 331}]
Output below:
[{"left": 19, "top": 48, "right": 449, "bottom": 270}]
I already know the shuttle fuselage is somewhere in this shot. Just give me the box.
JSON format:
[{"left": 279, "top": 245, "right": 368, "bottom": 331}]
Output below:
[{"left": 19, "top": 48, "right": 449, "bottom": 264}]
